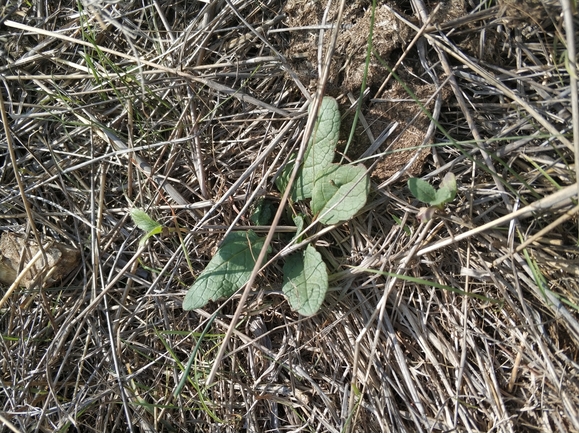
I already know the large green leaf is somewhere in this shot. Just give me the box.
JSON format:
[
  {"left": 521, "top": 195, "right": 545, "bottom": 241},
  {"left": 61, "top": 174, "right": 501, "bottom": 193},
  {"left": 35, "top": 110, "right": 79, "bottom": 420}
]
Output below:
[
  {"left": 276, "top": 97, "right": 340, "bottom": 201},
  {"left": 183, "top": 231, "right": 269, "bottom": 310},
  {"left": 282, "top": 244, "right": 328, "bottom": 316},
  {"left": 311, "top": 164, "right": 369, "bottom": 225}
]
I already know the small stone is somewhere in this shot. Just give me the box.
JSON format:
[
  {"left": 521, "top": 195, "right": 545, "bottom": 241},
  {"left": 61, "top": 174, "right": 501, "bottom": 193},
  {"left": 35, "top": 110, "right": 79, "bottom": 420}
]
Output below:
[{"left": 0, "top": 232, "right": 79, "bottom": 287}]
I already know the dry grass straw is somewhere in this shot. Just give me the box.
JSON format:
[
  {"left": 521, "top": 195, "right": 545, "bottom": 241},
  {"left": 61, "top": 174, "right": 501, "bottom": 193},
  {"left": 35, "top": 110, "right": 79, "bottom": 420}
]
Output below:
[{"left": 0, "top": 0, "right": 578, "bottom": 432}]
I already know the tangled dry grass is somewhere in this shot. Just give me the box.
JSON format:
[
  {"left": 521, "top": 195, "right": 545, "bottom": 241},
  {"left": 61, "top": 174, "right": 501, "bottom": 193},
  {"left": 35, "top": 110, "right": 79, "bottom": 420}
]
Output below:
[{"left": 1, "top": 0, "right": 578, "bottom": 432}]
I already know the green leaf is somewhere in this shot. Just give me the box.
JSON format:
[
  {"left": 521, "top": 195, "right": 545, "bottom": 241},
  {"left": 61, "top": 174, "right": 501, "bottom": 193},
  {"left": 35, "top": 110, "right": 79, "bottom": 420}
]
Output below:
[
  {"left": 275, "top": 152, "right": 296, "bottom": 197},
  {"left": 439, "top": 172, "right": 457, "bottom": 202},
  {"left": 131, "top": 208, "right": 162, "bottom": 233},
  {"left": 130, "top": 208, "right": 163, "bottom": 246},
  {"left": 292, "top": 214, "right": 304, "bottom": 243},
  {"left": 431, "top": 187, "right": 453, "bottom": 207},
  {"left": 408, "top": 178, "right": 436, "bottom": 204},
  {"left": 311, "top": 164, "right": 369, "bottom": 225},
  {"left": 183, "top": 231, "right": 270, "bottom": 310},
  {"left": 439, "top": 172, "right": 456, "bottom": 193},
  {"left": 276, "top": 97, "right": 340, "bottom": 201},
  {"left": 250, "top": 198, "right": 273, "bottom": 226},
  {"left": 282, "top": 244, "right": 328, "bottom": 316}
]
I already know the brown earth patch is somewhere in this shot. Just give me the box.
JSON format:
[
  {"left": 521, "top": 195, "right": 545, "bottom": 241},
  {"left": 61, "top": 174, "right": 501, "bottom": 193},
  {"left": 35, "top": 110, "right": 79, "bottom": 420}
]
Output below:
[{"left": 283, "top": 1, "right": 449, "bottom": 181}]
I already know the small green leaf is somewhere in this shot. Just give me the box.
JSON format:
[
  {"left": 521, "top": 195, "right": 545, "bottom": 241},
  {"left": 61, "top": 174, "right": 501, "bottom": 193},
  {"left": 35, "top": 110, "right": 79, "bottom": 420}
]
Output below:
[
  {"left": 408, "top": 178, "right": 436, "bottom": 204},
  {"left": 130, "top": 208, "right": 164, "bottom": 246},
  {"left": 131, "top": 208, "right": 162, "bottom": 233},
  {"left": 311, "top": 164, "right": 369, "bottom": 225},
  {"left": 439, "top": 172, "right": 457, "bottom": 202},
  {"left": 183, "top": 231, "right": 270, "bottom": 310},
  {"left": 276, "top": 97, "right": 340, "bottom": 201},
  {"left": 282, "top": 244, "right": 328, "bottom": 316},
  {"left": 431, "top": 186, "right": 454, "bottom": 207},
  {"left": 439, "top": 173, "right": 456, "bottom": 193},
  {"left": 409, "top": 174, "right": 457, "bottom": 209}
]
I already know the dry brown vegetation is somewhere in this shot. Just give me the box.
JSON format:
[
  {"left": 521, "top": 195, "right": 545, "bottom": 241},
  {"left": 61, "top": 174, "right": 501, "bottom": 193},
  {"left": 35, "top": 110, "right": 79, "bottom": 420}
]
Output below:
[{"left": 1, "top": 0, "right": 578, "bottom": 432}]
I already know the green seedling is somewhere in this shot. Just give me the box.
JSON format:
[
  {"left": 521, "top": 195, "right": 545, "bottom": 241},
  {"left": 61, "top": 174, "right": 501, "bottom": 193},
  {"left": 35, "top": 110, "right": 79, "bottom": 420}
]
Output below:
[
  {"left": 407, "top": 173, "right": 457, "bottom": 222},
  {"left": 130, "top": 208, "right": 164, "bottom": 247},
  {"left": 177, "top": 97, "right": 369, "bottom": 315},
  {"left": 276, "top": 96, "right": 370, "bottom": 315},
  {"left": 131, "top": 208, "right": 189, "bottom": 246},
  {"left": 130, "top": 208, "right": 272, "bottom": 313}
]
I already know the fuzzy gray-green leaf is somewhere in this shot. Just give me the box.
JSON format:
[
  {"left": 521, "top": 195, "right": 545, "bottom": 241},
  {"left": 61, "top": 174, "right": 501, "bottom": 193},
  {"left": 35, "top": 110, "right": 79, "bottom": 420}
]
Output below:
[
  {"left": 311, "top": 164, "right": 369, "bottom": 225},
  {"left": 282, "top": 244, "right": 328, "bottom": 316},
  {"left": 276, "top": 97, "right": 340, "bottom": 201},
  {"left": 183, "top": 231, "right": 269, "bottom": 310}
]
